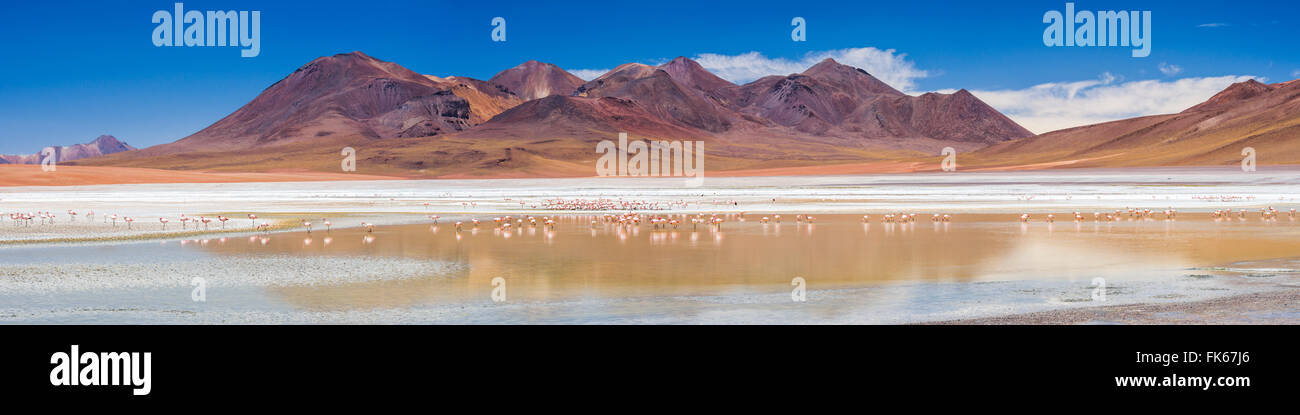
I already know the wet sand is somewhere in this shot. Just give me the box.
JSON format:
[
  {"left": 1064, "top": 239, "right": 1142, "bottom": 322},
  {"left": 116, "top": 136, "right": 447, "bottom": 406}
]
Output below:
[{"left": 933, "top": 289, "right": 1300, "bottom": 324}]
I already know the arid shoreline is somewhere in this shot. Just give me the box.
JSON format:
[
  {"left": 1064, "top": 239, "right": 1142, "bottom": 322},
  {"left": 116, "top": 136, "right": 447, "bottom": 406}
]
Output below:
[{"left": 929, "top": 288, "right": 1300, "bottom": 325}]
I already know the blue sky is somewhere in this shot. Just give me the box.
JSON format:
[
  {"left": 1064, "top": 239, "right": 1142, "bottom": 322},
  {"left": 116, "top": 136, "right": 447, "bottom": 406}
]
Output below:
[{"left": 0, "top": 0, "right": 1296, "bottom": 154}]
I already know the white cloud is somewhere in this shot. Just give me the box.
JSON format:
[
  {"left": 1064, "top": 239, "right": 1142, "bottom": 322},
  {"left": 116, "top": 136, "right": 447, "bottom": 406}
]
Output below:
[
  {"left": 1198, "top": 23, "right": 1229, "bottom": 28},
  {"left": 692, "top": 48, "right": 929, "bottom": 93},
  {"left": 1291, "top": 69, "right": 1300, "bottom": 79},
  {"left": 962, "top": 74, "right": 1259, "bottom": 134},
  {"left": 568, "top": 68, "right": 610, "bottom": 81},
  {"left": 1158, "top": 62, "right": 1183, "bottom": 76}
]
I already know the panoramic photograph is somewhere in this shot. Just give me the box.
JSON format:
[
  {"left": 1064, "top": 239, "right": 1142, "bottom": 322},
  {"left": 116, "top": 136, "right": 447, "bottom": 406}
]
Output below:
[{"left": 1, "top": 0, "right": 1296, "bottom": 330}]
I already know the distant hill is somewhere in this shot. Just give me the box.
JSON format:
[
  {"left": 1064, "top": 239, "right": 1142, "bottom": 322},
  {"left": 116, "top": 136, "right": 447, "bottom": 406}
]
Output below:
[
  {"left": 0, "top": 135, "right": 135, "bottom": 164},
  {"left": 972, "top": 78, "right": 1300, "bottom": 168}
]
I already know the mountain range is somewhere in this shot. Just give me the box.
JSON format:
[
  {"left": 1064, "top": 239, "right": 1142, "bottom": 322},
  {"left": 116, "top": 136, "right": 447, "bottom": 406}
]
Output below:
[
  {"left": 1, "top": 135, "right": 134, "bottom": 164},
  {"left": 73, "top": 52, "right": 1299, "bottom": 176}
]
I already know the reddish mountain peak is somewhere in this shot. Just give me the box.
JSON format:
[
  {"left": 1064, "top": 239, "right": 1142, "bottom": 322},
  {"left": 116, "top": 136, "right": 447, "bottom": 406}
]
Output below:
[
  {"left": 574, "top": 63, "right": 660, "bottom": 97},
  {"left": 89, "top": 135, "right": 135, "bottom": 152},
  {"left": 488, "top": 60, "right": 584, "bottom": 101},
  {"left": 798, "top": 58, "right": 904, "bottom": 97},
  {"left": 1185, "top": 78, "right": 1275, "bottom": 113},
  {"left": 282, "top": 51, "right": 431, "bottom": 92},
  {"left": 658, "top": 56, "right": 736, "bottom": 95}
]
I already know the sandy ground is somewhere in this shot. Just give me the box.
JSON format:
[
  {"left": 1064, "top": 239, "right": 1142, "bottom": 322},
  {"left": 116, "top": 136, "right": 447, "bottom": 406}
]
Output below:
[
  {"left": 0, "top": 165, "right": 402, "bottom": 187},
  {"left": 11, "top": 162, "right": 1293, "bottom": 186},
  {"left": 933, "top": 288, "right": 1300, "bottom": 324}
]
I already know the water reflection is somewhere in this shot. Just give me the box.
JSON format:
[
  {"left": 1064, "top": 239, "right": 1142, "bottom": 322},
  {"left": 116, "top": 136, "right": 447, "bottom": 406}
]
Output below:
[{"left": 182, "top": 213, "right": 1300, "bottom": 311}]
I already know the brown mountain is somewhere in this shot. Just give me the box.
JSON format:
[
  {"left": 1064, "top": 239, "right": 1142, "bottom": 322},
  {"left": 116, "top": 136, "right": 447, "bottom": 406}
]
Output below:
[
  {"left": 658, "top": 56, "right": 740, "bottom": 103},
  {"left": 0, "top": 135, "right": 135, "bottom": 164},
  {"left": 972, "top": 78, "right": 1300, "bottom": 167},
  {"left": 126, "top": 52, "right": 520, "bottom": 157},
  {"left": 461, "top": 95, "right": 704, "bottom": 142},
  {"left": 736, "top": 59, "right": 1032, "bottom": 149},
  {"left": 573, "top": 58, "right": 761, "bottom": 133},
  {"left": 487, "top": 60, "right": 584, "bottom": 101}
]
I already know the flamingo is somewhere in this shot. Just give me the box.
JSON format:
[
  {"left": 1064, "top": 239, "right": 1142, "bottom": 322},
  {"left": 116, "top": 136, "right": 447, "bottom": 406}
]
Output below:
[
  {"left": 323, "top": 219, "right": 332, "bottom": 232},
  {"left": 218, "top": 216, "right": 229, "bottom": 229},
  {"left": 124, "top": 217, "right": 134, "bottom": 229},
  {"left": 67, "top": 210, "right": 77, "bottom": 222},
  {"left": 1046, "top": 214, "right": 1056, "bottom": 223},
  {"left": 1019, "top": 214, "right": 1030, "bottom": 223},
  {"left": 200, "top": 217, "right": 212, "bottom": 230},
  {"left": 248, "top": 214, "right": 258, "bottom": 228},
  {"left": 111, "top": 214, "right": 119, "bottom": 227},
  {"left": 362, "top": 222, "right": 375, "bottom": 233},
  {"left": 159, "top": 217, "right": 169, "bottom": 230},
  {"left": 429, "top": 215, "right": 439, "bottom": 224},
  {"left": 302, "top": 219, "right": 312, "bottom": 233}
]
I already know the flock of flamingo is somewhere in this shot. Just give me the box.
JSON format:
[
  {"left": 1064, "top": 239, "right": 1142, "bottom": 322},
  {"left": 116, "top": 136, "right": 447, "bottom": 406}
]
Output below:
[{"left": 4, "top": 199, "right": 1296, "bottom": 244}]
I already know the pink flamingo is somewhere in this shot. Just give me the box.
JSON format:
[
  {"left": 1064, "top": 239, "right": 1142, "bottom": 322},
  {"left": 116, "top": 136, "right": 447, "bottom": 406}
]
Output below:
[
  {"left": 124, "top": 217, "right": 134, "bottom": 229},
  {"left": 218, "top": 216, "right": 229, "bottom": 229},
  {"left": 159, "top": 217, "right": 169, "bottom": 230},
  {"left": 248, "top": 214, "right": 258, "bottom": 228}
]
